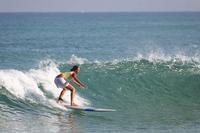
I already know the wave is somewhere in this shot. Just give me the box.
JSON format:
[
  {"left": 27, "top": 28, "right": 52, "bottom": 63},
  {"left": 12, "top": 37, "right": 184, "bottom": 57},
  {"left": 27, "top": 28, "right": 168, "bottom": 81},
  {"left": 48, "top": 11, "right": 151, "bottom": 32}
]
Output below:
[{"left": 0, "top": 55, "right": 200, "bottom": 115}]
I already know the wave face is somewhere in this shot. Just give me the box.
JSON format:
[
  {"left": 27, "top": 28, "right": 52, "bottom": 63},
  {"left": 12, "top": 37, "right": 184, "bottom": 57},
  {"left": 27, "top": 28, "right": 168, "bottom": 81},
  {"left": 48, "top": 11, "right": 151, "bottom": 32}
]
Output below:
[{"left": 81, "top": 58, "right": 200, "bottom": 116}]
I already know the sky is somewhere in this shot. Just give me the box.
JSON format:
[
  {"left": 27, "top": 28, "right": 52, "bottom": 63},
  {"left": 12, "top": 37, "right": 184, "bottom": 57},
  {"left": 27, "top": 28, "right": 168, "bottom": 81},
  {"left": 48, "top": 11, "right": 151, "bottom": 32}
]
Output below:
[{"left": 0, "top": 0, "right": 200, "bottom": 12}]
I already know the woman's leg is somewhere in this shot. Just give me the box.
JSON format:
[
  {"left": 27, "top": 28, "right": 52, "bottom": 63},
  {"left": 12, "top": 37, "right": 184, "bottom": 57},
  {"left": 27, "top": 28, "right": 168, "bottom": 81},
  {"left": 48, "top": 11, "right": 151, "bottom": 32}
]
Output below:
[
  {"left": 58, "top": 88, "right": 67, "bottom": 102},
  {"left": 66, "top": 84, "right": 77, "bottom": 106}
]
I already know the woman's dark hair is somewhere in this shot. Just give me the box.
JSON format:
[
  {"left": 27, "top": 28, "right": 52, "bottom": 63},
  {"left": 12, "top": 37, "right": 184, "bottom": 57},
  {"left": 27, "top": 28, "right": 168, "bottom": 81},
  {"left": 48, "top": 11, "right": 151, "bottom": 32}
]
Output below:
[{"left": 70, "top": 65, "right": 79, "bottom": 71}]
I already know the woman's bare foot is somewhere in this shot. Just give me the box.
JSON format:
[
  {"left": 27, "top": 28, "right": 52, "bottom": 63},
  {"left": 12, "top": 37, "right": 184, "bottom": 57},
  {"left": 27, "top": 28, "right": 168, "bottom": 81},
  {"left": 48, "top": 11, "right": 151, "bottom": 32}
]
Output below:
[
  {"left": 57, "top": 97, "right": 64, "bottom": 103},
  {"left": 72, "top": 103, "right": 78, "bottom": 106}
]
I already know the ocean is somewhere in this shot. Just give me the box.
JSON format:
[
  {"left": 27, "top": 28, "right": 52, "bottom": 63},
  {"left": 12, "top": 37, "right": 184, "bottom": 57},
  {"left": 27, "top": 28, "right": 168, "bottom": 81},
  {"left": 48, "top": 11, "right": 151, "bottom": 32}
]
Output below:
[{"left": 0, "top": 12, "right": 200, "bottom": 133}]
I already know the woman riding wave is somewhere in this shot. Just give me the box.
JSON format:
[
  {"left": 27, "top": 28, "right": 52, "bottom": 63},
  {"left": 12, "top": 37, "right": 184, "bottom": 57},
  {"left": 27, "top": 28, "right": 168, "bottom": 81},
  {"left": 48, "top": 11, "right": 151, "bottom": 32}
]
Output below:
[{"left": 54, "top": 65, "right": 87, "bottom": 106}]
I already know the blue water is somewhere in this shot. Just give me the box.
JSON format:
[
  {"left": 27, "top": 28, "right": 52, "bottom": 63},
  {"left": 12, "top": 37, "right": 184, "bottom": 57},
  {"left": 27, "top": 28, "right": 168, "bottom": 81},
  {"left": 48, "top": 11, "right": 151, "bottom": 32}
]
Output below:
[{"left": 0, "top": 12, "right": 200, "bottom": 133}]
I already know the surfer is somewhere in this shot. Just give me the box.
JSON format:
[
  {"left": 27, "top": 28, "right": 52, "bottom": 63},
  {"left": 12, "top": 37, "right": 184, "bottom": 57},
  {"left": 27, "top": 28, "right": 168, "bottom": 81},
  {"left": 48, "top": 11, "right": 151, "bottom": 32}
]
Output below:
[{"left": 54, "top": 65, "right": 86, "bottom": 106}]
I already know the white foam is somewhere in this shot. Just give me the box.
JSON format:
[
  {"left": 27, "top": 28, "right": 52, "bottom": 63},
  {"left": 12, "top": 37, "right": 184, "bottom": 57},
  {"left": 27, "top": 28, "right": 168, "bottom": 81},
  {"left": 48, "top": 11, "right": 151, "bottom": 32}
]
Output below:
[
  {"left": 134, "top": 50, "right": 200, "bottom": 64},
  {"left": 135, "top": 50, "right": 172, "bottom": 62},
  {"left": 0, "top": 69, "right": 45, "bottom": 102},
  {"left": 67, "top": 54, "right": 90, "bottom": 65}
]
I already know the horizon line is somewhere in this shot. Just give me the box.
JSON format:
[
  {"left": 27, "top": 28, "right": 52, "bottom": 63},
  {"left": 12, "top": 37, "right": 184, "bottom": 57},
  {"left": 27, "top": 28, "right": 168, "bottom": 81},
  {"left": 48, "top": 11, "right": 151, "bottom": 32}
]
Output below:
[{"left": 0, "top": 10, "right": 200, "bottom": 13}]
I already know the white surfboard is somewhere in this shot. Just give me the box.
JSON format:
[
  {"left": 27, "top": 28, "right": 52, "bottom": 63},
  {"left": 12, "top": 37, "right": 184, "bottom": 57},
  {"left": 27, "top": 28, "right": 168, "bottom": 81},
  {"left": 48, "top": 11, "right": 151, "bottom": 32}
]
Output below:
[{"left": 63, "top": 104, "right": 116, "bottom": 112}]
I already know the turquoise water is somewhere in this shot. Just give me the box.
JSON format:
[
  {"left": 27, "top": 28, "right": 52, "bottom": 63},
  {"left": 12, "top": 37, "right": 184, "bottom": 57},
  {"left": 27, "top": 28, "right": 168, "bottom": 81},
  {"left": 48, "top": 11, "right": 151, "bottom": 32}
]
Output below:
[{"left": 0, "top": 12, "right": 200, "bottom": 133}]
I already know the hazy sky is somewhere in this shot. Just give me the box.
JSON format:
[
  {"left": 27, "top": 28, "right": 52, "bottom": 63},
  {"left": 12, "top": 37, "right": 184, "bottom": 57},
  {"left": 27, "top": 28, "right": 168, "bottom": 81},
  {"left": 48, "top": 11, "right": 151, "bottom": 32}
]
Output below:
[{"left": 0, "top": 0, "right": 200, "bottom": 12}]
